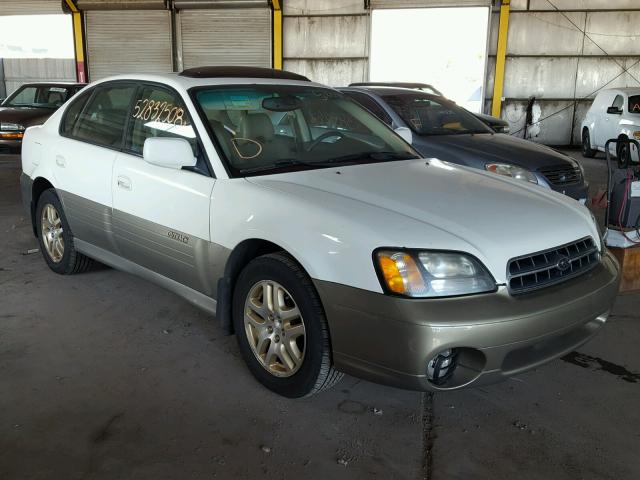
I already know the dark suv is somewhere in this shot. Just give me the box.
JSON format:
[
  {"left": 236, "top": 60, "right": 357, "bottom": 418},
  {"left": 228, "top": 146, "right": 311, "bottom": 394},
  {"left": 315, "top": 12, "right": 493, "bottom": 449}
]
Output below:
[
  {"left": 339, "top": 85, "right": 589, "bottom": 202},
  {"left": 0, "top": 82, "right": 85, "bottom": 154}
]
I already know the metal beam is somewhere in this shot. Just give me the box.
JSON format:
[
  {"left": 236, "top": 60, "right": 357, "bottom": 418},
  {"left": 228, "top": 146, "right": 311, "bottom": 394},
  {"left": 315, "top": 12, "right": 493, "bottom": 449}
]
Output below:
[
  {"left": 63, "top": 0, "right": 88, "bottom": 83},
  {"left": 491, "top": 0, "right": 510, "bottom": 118},
  {"left": 271, "top": 0, "right": 282, "bottom": 70}
]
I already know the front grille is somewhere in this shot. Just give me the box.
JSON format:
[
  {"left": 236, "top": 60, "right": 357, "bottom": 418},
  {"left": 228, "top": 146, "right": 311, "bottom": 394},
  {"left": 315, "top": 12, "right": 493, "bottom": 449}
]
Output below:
[
  {"left": 507, "top": 237, "right": 600, "bottom": 295},
  {"left": 539, "top": 165, "right": 582, "bottom": 186}
]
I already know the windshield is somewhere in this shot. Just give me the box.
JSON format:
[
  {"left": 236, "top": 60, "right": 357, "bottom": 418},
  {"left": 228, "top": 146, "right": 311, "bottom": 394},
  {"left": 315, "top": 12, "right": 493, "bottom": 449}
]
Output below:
[
  {"left": 3, "top": 85, "right": 74, "bottom": 109},
  {"left": 629, "top": 95, "right": 640, "bottom": 114},
  {"left": 193, "top": 85, "right": 419, "bottom": 176},
  {"left": 381, "top": 93, "right": 492, "bottom": 136}
]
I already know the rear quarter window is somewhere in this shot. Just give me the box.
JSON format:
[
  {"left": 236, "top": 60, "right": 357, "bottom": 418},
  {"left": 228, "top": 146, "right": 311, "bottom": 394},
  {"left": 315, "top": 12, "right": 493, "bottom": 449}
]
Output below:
[
  {"left": 64, "top": 84, "right": 136, "bottom": 149},
  {"left": 60, "top": 90, "right": 92, "bottom": 136}
]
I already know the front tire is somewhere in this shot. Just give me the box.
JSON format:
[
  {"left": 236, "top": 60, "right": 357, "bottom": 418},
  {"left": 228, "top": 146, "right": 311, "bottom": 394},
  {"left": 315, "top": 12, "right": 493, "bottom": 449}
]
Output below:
[
  {"left": 582, "top": 129, "right": 596, "bottom": 158},
  {"left": 35, "top": 188, "right": 93, "bottom": 275},
  {"left": 232, "top": 252, "right": 343, "bottom": 397}
]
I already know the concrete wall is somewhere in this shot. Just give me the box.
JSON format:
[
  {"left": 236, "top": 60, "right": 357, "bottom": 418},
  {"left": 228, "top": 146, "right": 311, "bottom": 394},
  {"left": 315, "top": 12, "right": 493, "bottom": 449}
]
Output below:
[
  {"left": 2, "top": 58, "right": 76, "bottom": 95},
  {"left": 487, "top": 0, "right": 640, "bottom": 145},
  {"left": 284, "top": 0, "right": 639, "bottom": 146},
  {"left": 283, "top": 0, "right": 369, "bottom": 87}
]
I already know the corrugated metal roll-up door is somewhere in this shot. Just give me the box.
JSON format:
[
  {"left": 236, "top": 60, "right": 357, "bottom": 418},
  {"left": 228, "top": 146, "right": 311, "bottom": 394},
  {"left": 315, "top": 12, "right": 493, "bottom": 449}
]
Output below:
[
  {"left": 77, "top": 0, "right": 167, "bottom": 10},
  {"left": 0, "top": 0, "right": 62, "bottom": 15},
  {"left": 178, "top": 8, "right": 271, "bottom": 69},
  {"left": 85, "top": 10, "right": 173, "bottom": 80},
  {"left": 370, "top": 0, "right": 491, "bottom": 7}
]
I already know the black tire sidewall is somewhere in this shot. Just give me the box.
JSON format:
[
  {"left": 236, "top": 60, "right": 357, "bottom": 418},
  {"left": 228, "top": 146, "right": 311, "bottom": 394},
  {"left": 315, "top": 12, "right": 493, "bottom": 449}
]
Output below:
[
  {"left": 618, "top": 142, "right": 628, "bottom": 162},
  {"left": 582, "top": 130, "right": 594, "bottom": 157},
  {"left": 35, "top": 189, "right": 76, "bottom": 274},
  {"left": 232, "top": 255, "right": 327, "bottom": 398}
]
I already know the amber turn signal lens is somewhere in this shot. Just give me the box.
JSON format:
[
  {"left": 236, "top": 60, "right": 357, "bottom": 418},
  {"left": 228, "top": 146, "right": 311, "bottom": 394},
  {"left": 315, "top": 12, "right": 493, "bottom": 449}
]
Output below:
[
  {"left": 376, "top": 251, "right": 427, "bottom": 295},
  {"left": 0, "top": 132, "right": 23, "bottom": 139}
]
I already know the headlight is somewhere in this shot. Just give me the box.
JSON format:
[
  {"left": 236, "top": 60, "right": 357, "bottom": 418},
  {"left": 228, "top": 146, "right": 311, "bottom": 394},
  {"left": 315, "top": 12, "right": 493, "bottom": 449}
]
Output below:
[
  {"left": 375, "top": 250, "right": 496, "bottom": 298},
  {"left": 485, "top": 163, "right": 538, "bottom": 184},
  {"left": 0, "top": 122, "right": 25, "bottom": 131},
  {"left": 590, "top": 211, "right": 605, "bottom": 251}
]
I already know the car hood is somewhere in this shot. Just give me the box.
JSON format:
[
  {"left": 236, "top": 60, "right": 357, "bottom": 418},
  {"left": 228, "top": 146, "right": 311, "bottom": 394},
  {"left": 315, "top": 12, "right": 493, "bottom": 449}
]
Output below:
[
  {"left": 412, "top": 133, "right": 578, "bottom": 170},
  {"left": 0, "top": 106, "right": 54, "bottom": 127},
  {"left": 247, "top": 159, "right": 599, "bottom": 281}
]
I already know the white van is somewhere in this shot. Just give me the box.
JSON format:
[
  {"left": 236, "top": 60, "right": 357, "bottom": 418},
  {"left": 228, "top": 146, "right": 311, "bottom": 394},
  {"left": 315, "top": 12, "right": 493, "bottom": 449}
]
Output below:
[{"left": 581, "top": 88, "right": 640, "bottom": 160}]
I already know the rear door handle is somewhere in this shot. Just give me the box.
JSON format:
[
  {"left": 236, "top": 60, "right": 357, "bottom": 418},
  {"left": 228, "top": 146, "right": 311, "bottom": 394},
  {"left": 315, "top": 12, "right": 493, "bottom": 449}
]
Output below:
[
  {"left": 117, "top": 175, "right": 132, "bottom": 190},
  {"left": 55, "top": 155, "right": 66, "bottom": 167}
]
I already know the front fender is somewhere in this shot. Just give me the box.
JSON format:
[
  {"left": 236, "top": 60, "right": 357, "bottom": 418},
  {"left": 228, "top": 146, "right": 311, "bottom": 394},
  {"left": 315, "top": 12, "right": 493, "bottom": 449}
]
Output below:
[{"left": 209, "top": 178, "right": 482, "bottom": 293}]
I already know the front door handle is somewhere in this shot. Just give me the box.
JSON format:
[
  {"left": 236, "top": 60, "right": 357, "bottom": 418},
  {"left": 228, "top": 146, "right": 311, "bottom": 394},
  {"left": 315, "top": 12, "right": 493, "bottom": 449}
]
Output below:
[
  {"left": 117, "top": 175, "right": 132, "bottom": 190},
  {"left": 55, "top": 155, "right": 66, "bottom": 167}
]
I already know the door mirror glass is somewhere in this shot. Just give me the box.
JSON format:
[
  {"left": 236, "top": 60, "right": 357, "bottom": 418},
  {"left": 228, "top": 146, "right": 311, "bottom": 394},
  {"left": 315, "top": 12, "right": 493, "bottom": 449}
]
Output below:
[
  {"left": 143, "top": 137, "right": 197, "bottom": 169},
  {"left": 607, "top": 106, "right": 622, "bottom": 115},
  {"left": 394, "top": 126, "right": 413, "bottom": 144}
]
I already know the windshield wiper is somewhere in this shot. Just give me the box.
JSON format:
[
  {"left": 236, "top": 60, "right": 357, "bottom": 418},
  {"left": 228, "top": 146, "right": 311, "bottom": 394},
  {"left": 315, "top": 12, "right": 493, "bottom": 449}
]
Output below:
[
  {"left": 323, "top": 151, "right": 420, "bottom": 164},
  {"left": 238, "top": 152, "right": 420, "bottom": 174},
  {"left": 239, "top": 159, "right": 317, "bottom": 174}
]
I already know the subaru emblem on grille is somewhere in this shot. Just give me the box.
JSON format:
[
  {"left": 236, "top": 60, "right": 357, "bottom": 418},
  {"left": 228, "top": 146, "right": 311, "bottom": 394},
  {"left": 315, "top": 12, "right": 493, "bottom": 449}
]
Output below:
[{"left": 557, "top": 256, "right": 570, "bottom": 271}]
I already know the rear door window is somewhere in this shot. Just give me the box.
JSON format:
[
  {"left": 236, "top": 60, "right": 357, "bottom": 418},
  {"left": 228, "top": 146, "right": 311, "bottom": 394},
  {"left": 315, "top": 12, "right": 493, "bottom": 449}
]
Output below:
[
  {"left": 628, "top": 95, "right": 640, "bottom": 114},
  {"left": 69, "top": 84, "right": 136, "bottom": 148}
]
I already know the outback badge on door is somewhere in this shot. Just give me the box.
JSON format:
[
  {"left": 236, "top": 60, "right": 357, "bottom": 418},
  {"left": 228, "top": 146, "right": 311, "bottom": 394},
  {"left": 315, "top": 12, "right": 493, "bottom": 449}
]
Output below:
[{"left": 168, "top": 230, "right": 189, "bottom": 244}]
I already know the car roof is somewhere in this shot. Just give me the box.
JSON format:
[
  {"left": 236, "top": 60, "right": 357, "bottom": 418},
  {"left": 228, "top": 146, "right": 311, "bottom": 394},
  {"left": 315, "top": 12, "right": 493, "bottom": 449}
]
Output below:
[
  {"left": 599, "top": 87, "right": 640, "bottom": 95},
  {"left": 17, "top": 82, "right": 86, "bottom": 87},
  {"left": 340, "top": 85, "right": 442, "bottom": 98},
  {"left": 88, "top": 69, "right": 327, "bottom": 92}
]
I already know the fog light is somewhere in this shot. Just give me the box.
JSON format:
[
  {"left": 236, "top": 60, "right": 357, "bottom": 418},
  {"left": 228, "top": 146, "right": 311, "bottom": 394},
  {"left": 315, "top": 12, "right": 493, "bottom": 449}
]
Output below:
[{"left": 427, "top": 349, "right": 458, "bottom": 385}]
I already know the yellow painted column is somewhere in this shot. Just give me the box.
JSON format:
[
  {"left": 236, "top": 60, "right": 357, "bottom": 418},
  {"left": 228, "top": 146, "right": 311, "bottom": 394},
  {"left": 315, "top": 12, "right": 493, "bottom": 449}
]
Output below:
[
  {"left": 491, "top": 0, "right": 510, "bottom": 118},
  {"left": 272, "top": 0, "right": 283, "bottom": 69},
  {"left": 64, "top": 0, "right": 87, "bottom": 83}
]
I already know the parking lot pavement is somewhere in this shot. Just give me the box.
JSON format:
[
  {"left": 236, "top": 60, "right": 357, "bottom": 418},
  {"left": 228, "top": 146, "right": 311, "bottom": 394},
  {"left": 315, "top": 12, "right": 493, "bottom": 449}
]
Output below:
[
  {"left": 0, "top": 154, "right": 423, "bottom": 479},
  {"left": 1, "top": 151, "right": 639, "bottom": 480}
]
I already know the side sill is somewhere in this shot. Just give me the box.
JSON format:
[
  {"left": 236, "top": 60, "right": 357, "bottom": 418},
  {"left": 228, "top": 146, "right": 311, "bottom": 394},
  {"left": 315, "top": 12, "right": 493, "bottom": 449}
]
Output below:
[{"left": 74, "top": 239, "right": 217, "bottom": 316}]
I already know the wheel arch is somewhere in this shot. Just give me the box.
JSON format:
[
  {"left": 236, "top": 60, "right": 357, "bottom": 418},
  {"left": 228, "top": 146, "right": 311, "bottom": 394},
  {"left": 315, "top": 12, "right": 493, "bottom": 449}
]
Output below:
[
  {"left": 216, "top": 238, "right": 312, "bottom": 335},
  {"left": 29, "top": 177, "right": 55, "bottom": 237}
]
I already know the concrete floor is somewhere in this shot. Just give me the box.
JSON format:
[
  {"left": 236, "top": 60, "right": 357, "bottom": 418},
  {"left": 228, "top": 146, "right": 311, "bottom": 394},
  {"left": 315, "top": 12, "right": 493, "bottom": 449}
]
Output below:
[{"left": 1, "top": 151, "right": 639, "bottom": 480}]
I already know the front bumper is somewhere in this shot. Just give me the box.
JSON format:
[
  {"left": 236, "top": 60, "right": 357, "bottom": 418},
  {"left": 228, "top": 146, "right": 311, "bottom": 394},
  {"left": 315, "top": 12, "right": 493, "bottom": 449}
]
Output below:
[
  {"left": 0, "top": 138, "right": 22, "bottom": 154},
  {"left": 315, "top": 251, "right": 620, "bottom": 391},
  {"left": 542, "top": 177, "right": 589, "bottom": 201}
]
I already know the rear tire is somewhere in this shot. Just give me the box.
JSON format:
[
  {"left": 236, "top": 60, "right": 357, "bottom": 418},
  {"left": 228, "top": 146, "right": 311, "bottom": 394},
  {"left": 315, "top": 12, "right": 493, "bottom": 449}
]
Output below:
[
  {"left": 35, "top": 188, "right": 94, "bottom": 275},
  {"left": 232, "top": 252, "right": 343, "bottom": 397},
  {"left": 582, "top": 129, "right": 596, "bottom": 158}
]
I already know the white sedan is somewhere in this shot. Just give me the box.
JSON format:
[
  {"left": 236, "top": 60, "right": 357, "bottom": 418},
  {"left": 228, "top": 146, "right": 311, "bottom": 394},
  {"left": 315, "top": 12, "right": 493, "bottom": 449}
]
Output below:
[{"left": 20, "top": 67, "right": 619, "bottom": 397}]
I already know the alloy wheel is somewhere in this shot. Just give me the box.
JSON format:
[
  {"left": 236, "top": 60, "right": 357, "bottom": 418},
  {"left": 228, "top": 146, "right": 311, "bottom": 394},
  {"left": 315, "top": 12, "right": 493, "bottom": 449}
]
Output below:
[
  {"left": 41, "top": 203, "right": 64, "bottom": 263},
  {"left": 243, "top": 280, "right": 306, "bottom": 377}
]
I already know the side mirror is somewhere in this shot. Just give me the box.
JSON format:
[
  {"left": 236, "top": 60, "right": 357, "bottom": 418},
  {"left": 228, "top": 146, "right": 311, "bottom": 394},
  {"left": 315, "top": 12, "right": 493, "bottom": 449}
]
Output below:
[
  {"left": 607, "top": 106, "right": 622, "bottom": 115},
  {"left": 394, "top": 126, "right": 413, "bottom": 144},
  {"left": 143, "top": 137, "right": 196, "bottom": 169}
]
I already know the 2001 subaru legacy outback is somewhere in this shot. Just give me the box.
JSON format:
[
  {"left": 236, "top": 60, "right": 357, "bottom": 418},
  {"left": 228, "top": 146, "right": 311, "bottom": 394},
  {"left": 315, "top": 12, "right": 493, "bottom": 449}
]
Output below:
[{"left": 20, "top": 67, "right": 620, "bottom": 398}]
